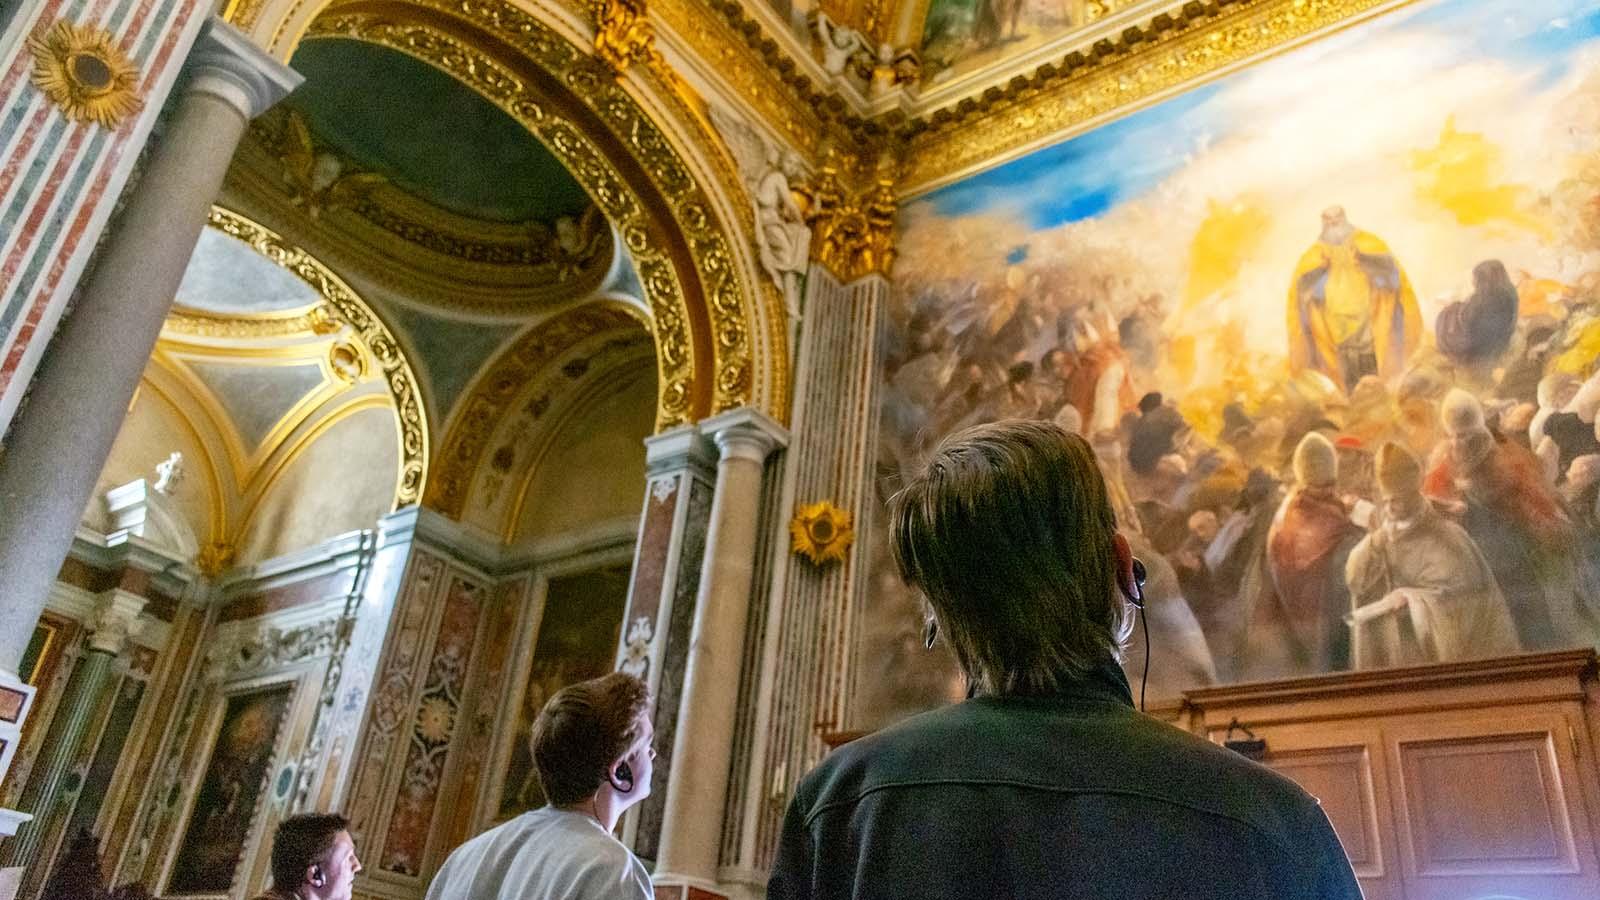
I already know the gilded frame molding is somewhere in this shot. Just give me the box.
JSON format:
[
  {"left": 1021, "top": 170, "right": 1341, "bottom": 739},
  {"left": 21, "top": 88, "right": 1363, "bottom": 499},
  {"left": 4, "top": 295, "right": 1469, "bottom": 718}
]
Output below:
[{"left": 425, "top": 300, "right": 649, "bottom": 518}]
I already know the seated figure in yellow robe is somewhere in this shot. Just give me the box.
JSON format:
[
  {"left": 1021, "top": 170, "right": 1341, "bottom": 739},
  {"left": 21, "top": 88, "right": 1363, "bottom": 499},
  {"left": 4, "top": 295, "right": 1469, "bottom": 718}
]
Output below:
[{"left": 1288, "top": 206, "right": 1422, "bottom": 392}]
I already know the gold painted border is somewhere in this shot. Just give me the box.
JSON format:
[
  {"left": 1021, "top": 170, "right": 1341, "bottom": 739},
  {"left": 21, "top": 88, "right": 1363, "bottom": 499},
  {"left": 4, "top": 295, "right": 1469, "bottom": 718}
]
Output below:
[{"left": 231, "top": 391, "right": 398, "bottom": 542}]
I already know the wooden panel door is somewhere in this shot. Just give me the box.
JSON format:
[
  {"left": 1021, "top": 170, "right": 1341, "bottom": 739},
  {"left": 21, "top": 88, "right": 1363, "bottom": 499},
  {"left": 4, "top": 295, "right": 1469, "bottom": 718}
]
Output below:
[
  {"left": 1385, "top": 709, "right": 1600, "bottom": 900},
  {"left": 1209, "top": 720, "right": 1403, "bottom": 900}
]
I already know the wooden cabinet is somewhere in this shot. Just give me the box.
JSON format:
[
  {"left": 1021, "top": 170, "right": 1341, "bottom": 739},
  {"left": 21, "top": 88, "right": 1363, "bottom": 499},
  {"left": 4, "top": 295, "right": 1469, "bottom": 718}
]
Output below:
[{"left": 1184, "top": 650, "right": 1600, "bottom": 900}]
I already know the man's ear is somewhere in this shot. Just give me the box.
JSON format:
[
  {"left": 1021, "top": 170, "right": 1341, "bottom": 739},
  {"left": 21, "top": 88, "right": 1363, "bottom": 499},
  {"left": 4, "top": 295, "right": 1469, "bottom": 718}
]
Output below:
[
  {"left": 608, "top": 758, "right": 636, "bottom": 794},
  {"left": 1112, "top": 532, "right": 1136, "bottom": 599},
  {"left": 307, "top": 863, "right": 325, "bottom": 888}
]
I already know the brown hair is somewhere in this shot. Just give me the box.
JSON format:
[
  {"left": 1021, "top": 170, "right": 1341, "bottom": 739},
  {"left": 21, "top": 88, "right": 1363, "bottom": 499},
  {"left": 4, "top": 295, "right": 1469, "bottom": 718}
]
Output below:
[
  {"left": 532, "top": 672, "right": 651, "bottom": 806},
  {"left": 270, "top": 813, "right": 348, "bottom": 891},
  {"left": 889, "top": 419, "right": 1130, "bottom": 696}
]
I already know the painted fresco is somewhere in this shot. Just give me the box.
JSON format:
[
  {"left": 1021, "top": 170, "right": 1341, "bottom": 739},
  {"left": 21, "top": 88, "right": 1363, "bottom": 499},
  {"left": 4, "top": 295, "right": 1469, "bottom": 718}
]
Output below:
[
  {"left": 497, "top": 566, "right": 629, "bottom": 819},
  {"left": 167, "top": 685, "right": 293, "bottom": 895},
  {"left": 868, "top": 0, "right": 1600, "bottom": 724},
  {"left": 920, "top": 0, "right": 1120, "bottom": 84}
]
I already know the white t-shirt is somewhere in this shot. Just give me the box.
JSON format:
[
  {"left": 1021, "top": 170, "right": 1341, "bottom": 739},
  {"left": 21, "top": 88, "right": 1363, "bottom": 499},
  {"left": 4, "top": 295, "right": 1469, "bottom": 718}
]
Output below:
[{"left": 424, "top": 807, "right": 652, "bottom": 900}]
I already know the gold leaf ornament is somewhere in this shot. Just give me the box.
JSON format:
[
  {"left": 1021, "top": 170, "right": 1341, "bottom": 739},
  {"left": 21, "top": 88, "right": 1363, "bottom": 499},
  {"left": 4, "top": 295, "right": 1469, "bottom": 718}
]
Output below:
[
  {"left": 790, "top": 501, "right": 855, "bottom": 566},
  {"left": 28, "top": 20, "right": 144, "bottom": 128}
]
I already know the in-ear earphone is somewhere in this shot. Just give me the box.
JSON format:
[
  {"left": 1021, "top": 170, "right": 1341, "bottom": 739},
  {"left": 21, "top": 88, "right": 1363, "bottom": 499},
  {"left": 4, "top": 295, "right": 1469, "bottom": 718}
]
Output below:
[
  {"left": 1128, "top": 556, "right": 1150, "bottom": 713},
  {"left": 615, "top": 762, "right": 635, "bottom": 793}
]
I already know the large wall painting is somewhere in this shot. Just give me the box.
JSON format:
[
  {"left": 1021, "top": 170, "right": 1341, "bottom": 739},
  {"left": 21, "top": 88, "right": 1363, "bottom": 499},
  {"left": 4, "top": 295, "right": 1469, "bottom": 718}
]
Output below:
[
  {"left": 496, "top": 566, "right": 630, "bottom": 820},
  {"left": 167, "top": 684, "right": 293, "bottom": 895},
  {"left": 868, "top": 0, "right": 1600, "bottom": 725}
]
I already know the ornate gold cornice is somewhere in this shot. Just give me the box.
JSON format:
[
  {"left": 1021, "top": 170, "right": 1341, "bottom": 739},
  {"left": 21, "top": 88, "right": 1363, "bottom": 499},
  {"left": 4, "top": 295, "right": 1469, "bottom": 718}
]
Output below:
[
  {"left": 205, "top": 206, "right": 430, "bottom": 506},
  {"left": 225, "top": 145, "right": 614, "bottom": 317},
  {"left": 641, "top": 0, "right": 1413, "bottom": 196},
  {"left": 425, "top": 301, "right": 649, "bottom": 518},
  {"left": 307, "top": 0, "right": 761, "bottom": 429},
  {"left": 223, "top": 0, "right": 271, "bottom": 30}
]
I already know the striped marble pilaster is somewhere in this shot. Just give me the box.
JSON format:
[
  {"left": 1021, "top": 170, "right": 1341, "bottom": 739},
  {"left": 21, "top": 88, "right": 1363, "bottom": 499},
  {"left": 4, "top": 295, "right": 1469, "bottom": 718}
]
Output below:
[{"left": 0, "top": 0, "right": 210, "bottom": 436}]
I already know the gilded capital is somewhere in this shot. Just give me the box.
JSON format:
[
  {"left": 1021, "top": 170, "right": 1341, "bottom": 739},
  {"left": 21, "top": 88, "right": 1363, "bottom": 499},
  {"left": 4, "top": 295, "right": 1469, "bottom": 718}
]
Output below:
[{"left": 800, "top": 163, "right": 898, "bottom": 283}]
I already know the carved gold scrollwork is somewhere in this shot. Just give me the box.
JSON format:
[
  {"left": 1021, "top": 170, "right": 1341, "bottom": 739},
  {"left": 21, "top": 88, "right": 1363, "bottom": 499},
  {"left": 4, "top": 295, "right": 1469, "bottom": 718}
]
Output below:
[
  {"left": 594, "top": 0, "right": 659, "bottom": 74},
  {"left": 205, "top": 206, "right": 430, "bottom": 507}
]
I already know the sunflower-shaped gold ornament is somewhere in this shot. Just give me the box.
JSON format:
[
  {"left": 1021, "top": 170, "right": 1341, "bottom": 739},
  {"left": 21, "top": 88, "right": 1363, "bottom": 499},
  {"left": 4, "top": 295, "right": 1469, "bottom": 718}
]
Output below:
[
  {"left": 29, "top": 20, "right": 144, "bottom": 129},
  {"left": 789, "top": 501, "right": 854, "bottom": 566}
]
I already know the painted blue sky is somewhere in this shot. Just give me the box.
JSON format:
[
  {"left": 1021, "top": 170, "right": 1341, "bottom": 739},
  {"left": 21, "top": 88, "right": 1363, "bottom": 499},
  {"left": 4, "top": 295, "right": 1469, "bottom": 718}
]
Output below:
[{"left": 917, "top": 0, "right": 1600, "bottom": 231}]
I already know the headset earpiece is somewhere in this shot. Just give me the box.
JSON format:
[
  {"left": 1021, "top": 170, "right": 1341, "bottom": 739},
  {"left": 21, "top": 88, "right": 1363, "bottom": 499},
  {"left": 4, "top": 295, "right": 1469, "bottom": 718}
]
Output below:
[
  {"left": 1125, "top": 557, "right": 1148, "bottom": 609},
  {"left": 1128, "top": 556, "right": 1151, "bottom": 713}
]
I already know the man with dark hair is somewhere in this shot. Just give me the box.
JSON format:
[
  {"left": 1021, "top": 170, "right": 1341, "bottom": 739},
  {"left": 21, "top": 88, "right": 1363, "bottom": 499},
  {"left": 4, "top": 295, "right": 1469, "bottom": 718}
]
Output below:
[
  {"left": 426, "top": 672, "right": 655, "bottom": 900},
  {"left": 251, "top": 813, "right": 360, "bottom": 900},
  {"left": 768, "top": 420, "right": 1362, "bottom": 900}
]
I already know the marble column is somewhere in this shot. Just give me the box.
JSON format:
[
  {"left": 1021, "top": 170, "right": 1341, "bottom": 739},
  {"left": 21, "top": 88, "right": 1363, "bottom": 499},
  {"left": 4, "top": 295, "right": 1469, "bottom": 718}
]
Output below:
[
  {"left": 724, "top": 267, "right": 889, "bottom": 881},
  {"left": 0, "top": 20, "right": 299, "bottom": 675},
  {"left": 616, "top": 425, "right": 718, "bottom": 859},
  {"left": 0, "top": 590, "right": 144, "bottom": 890},
  {"left": 654, "top": 408, "right": 787, "bottom": 891}
]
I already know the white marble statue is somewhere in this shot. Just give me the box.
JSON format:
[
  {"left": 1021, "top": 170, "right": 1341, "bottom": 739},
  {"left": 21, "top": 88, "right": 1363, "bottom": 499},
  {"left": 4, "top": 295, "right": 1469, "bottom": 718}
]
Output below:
[
  {"left": 813, "top": 12, "right": 870, "bottom": 78},
  {"left": 153, "top": 451, "right": 184, "bottom": 495},
  {"left": 707, "top": 104, "right": 811, "bottom": 323}
]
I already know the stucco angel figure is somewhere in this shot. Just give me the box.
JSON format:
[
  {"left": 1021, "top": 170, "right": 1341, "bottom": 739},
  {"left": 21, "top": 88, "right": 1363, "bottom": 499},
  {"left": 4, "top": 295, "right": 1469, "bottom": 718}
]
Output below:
[
  {"left": 812, "top": 11, "right": 871, "bottom": 78},
  {"left": 280, "top": 109, "right": 387, "bottom": 218},
  {"left": 708, "top": 104, "right": 811, "bottom": 324}
]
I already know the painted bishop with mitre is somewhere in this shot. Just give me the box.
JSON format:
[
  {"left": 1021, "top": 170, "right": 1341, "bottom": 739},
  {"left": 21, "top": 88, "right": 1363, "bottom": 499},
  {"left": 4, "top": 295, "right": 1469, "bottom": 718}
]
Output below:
[
  {"left": 1344, "top": 442, "right": 1520, "bottom": 669},
  {"left": 1288, "top": 206, "right": 1422, "bottom": 392}
]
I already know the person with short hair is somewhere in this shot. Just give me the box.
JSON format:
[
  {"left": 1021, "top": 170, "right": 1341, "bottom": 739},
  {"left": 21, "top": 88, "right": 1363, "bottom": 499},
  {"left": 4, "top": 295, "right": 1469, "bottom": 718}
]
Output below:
[
  {"left": 425, "top": 672, "right": 655, "bottom": 900},
  {"left": 768, "top": 419, "right": 1362, "bottom": 900},
  {"left": 250, "top": 813, "right": 361, "bottom": 900}
]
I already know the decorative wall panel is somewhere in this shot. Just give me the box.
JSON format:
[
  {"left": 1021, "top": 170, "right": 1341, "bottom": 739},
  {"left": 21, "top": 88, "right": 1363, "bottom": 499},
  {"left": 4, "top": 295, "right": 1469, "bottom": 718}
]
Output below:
[{"left": 0, "top": 0, "right": 210, "bottom": 433}]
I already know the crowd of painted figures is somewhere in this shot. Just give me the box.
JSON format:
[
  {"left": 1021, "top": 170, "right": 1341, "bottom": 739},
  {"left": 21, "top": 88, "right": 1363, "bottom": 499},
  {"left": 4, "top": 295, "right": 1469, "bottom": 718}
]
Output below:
[{"left": 880, "top": 246, "right": 1600, "bottom": 689}]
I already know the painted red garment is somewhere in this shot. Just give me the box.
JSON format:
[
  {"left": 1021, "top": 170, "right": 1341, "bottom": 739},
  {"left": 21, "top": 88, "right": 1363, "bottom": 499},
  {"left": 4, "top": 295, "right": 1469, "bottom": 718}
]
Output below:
[
  {"left": 1424, "top": 435, "right": 1572, "bottom": 545},
  {"left": 1266, "top": 486, "right": 1364, "bottom": 669},
  {"left": 1062, "top": 341, "right": 1133, "bottom": 430}
]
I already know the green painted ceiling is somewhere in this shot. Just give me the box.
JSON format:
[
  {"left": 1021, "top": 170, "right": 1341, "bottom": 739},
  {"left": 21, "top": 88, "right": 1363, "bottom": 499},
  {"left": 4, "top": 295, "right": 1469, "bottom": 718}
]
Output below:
[{"left": 285, "top": 39, "right": 591, "bottom": 224}]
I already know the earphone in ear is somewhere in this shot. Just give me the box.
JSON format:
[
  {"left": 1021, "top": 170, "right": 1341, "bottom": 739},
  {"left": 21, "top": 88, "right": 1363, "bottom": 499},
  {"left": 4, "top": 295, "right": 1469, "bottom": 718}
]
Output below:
[
  {"left": 1127, "top": 556, "right": 1151, "bottom": 713},
  {"left": 614, "top": 762, "right": 635, "bottom": 793},
  {"left": 1128, "top": 557, "right": 1148, "bottom": 609}
]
